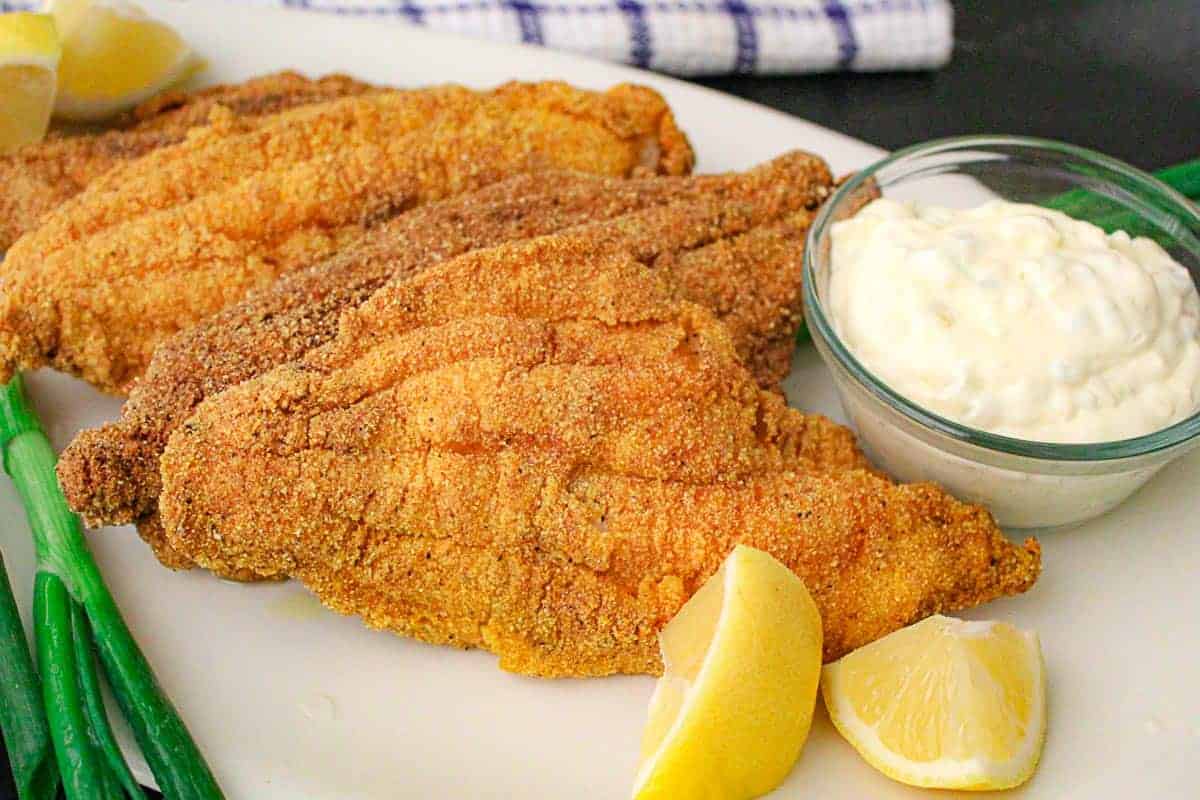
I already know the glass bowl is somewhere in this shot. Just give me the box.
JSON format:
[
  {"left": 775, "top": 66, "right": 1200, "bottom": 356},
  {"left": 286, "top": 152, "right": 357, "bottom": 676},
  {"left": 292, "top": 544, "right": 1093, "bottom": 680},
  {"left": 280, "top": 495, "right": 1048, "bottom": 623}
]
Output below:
[{"left": 803, "top": 135, "right": 1200, "bottom": 529}]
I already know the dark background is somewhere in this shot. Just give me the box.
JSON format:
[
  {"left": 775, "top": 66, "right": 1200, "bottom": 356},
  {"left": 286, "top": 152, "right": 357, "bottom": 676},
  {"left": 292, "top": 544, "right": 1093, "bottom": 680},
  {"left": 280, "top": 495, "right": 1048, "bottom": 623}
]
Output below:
[
  {"left": 702, "top": 0, "right": 1198, "bottom": 172},
  {"left": 2, "top": 0, "right": 1196, "bottom": 797}
]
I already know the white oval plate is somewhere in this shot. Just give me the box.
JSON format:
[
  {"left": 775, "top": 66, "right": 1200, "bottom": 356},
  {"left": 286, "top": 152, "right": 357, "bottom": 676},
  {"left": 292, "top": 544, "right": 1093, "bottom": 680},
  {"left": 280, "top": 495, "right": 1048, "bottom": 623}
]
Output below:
[{"left": 3, "top": 2, "right": 1197, "bottom": 797}]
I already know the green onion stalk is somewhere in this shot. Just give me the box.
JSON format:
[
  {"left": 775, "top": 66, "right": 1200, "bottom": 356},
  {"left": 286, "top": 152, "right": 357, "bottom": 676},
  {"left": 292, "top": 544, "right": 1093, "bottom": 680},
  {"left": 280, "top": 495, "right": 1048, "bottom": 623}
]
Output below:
[
  {"left": 1040, "top": 158, "right": 1200, "bottom": 245},
  {"left": 794, "top": 318, "right": 810, "bottom": 345},
  {"left": 0, "top": 550, "right": 57, "bottom": 800},
  {"left": 1, "top": 374, "right": 224, "bottom": 800}
]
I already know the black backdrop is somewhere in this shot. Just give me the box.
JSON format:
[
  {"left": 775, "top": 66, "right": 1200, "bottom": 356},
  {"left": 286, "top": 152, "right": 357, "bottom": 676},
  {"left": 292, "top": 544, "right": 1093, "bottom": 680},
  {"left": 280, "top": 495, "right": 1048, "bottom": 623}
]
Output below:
[
  {"left": 2, "top": 0, "right": 1196, "bottom": 797},
  {"left": 700, "top": 0, "right": 1199, "bottom": 170}
]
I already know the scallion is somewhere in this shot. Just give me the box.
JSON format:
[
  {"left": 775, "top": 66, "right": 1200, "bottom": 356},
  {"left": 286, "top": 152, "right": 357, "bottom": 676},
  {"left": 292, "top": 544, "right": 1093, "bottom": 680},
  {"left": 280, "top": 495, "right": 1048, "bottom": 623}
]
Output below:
[
  {"left": 1042, "top": 157, "right": 1200, "bottom": 244},
  {"left": 0, "top": 552, "right": 57, "bottom": 800},
  {"left": 2, "top": 374, "right": 224, "bottom": 800},
  {"left": 71, "top": 601, "right": 144, "bottom": 800}
]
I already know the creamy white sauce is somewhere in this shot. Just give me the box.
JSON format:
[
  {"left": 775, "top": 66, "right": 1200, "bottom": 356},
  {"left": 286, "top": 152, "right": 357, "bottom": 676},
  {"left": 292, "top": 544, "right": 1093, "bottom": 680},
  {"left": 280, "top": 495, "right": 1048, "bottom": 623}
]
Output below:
[{"left": 828, "top": 198, "right": 1200, "bottom": 443}]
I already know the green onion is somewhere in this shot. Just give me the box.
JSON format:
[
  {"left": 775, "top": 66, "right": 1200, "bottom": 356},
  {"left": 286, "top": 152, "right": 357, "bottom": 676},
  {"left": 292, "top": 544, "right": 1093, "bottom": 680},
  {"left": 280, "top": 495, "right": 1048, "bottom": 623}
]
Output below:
[
  {"left": 1, "top": 374, "right": 224, "bottom": 800},
  {"left": 1042, "top": 157, "right": 1200, "bottom": 244},
  {"left": 794, "top": 318, "right": 810, "bottom": 345},
  {"left": 71, "top": 602, "right": 144, "bottom": 800},
  {"left": 33, "top": 571, "right": 108, "bottom": 798},
  {"left": 0, "top": 552, "right": 58, "bottom": 800},
  {"left": 1151, "top": 159, "right": 1200, "bottom": 204}
]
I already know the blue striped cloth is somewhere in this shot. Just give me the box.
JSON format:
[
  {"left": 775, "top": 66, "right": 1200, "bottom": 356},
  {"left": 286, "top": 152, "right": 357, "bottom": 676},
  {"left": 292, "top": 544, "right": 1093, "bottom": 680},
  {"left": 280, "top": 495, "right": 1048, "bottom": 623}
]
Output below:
[{"left": 1, "top": 1, "right": 954, "bottom": 76}]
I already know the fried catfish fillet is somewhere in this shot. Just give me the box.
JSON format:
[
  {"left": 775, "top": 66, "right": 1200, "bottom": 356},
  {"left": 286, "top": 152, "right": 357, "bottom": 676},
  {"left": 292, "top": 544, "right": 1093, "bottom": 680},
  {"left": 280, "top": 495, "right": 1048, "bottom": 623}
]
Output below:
[
  {"left": 58, "top": 152, "right": 833, "bottom": 556},
  {"left": 0, "top": 71, "right": 375, "bottom": 250},
  {"left": 158, "top": 232, "right": 1041, "bottom": 677},
  {"left": 122, "top": 71, "right": 375, "bottom": 131},
  {"left": 0, "top": 81, "right": 692, "bottom": 392}
]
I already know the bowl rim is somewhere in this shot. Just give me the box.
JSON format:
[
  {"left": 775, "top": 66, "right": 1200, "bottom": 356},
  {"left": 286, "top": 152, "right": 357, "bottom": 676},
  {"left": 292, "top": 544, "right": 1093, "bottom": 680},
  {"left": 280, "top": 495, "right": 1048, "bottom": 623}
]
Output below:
[{"left": 802, "top": 133, "right": 1200, "bottom": 463}]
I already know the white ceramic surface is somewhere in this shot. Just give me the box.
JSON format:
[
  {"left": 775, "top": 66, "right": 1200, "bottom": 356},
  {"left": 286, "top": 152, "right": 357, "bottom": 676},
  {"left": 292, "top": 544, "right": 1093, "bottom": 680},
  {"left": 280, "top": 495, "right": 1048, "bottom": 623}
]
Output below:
[{"left": 2, "top": 2, "right": 1197, "bottom": 797}]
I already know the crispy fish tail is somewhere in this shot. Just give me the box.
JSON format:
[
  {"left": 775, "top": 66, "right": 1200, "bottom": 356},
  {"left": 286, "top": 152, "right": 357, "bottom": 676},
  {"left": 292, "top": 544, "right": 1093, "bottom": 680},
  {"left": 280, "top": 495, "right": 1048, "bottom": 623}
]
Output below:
[{"left": 123, "top": 71, "right": 375, "bottom": 131}]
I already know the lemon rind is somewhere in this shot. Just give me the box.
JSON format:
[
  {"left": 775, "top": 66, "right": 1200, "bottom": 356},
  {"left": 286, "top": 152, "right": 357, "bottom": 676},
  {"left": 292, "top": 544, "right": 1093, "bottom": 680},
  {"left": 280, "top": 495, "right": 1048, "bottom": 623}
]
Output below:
[
  {"left": 47, "top": 0, "right": 199, "bottom": 121},
  {"left": 0, "top": 12, "right": 61, "bottom": 69},
  {"left": 822, "top": 620, "right": 1046, "bottom": 791},
  {"left": 631, "top": 555, "right": 737, "bottom": 796},
  {"left": 52, "top": 50, "right": 198, "bottom": 121}
]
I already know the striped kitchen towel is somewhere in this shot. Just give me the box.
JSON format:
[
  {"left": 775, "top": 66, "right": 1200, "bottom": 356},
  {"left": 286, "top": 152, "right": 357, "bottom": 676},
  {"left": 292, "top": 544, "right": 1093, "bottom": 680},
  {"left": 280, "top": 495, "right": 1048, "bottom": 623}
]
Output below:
[{"left": 230, "top": 0, "right": 955, "bottom": 76}]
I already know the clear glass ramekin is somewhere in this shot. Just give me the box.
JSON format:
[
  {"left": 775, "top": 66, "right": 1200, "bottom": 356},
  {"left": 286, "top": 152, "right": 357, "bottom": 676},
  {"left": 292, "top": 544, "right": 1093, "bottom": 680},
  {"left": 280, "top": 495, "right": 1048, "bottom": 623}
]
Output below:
[{"left": 803, "top": 135, "right": 1200, "bottom": 529}]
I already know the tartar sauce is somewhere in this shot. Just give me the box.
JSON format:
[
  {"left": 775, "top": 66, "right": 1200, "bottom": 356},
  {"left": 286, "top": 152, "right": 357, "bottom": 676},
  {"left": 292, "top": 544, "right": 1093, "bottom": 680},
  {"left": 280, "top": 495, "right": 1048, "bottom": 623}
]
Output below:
[{"left": 829, "top": 199, "right": 1200, "bottom": 443}]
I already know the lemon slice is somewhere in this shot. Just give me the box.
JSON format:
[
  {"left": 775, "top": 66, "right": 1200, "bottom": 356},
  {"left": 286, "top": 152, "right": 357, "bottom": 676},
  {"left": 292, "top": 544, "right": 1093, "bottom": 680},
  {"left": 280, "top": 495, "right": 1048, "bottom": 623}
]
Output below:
[
  {"left": 47, "top": 0, "right": 200, "bottom": 121},
  {"left": 0, "top": 13, "right": 60, "bottom": 154},
  {"left": 822, "top": 614, "right": 1046, "bottom": 791},
  {"left": 632, "top": 545, "right": 823, "bottom": 800}
]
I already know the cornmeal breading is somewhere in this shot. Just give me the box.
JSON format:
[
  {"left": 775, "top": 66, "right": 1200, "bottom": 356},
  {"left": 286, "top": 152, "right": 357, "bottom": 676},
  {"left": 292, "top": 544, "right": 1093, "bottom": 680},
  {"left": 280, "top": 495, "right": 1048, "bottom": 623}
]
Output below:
[
  {"left": 58, "top": 152, "right": 834, "bottom": 574},
  {"left": 0, "top": 71, "right": 374, "bottom": 250},
  {"left": 159, "top": 230, "right": 1040, "bottom": 677},
  {"left": 0, "top": 81, "right": 692, "bottom": 392}
]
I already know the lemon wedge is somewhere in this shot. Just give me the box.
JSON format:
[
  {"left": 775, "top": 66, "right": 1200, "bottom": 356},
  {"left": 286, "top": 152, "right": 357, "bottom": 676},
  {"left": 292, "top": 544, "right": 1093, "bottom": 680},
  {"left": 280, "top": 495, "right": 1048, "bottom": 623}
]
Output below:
[
  {"left": 47, "top": 0, "right": 200, "bottom": 121},
  {"left": 822, "top": 614, "right": 1046, "bottom": 791},
  {"left": 632, "top": 545, "right": 823, "bottom": 800},
  {"left": 0, "top": 13, "right": 60, "bottom": 154}
]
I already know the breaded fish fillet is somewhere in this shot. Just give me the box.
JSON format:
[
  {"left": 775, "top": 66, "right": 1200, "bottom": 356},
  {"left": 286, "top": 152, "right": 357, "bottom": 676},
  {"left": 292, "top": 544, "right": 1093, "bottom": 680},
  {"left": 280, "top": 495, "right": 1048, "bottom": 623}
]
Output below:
[
  {"left": 122, "top": 71, "right": 375, "bottom": 132},
  {"left": 0, "top": 81, "right": 692, "bottom": 392},
  {"left": 58, "top": 152, "right": 833, "bottom": 555},
  {"left": 0, "top": 72, "right": 374, "bottom": 250},
  {"left": 158, "top": 234, "right": 1041, "bottom": 677}
]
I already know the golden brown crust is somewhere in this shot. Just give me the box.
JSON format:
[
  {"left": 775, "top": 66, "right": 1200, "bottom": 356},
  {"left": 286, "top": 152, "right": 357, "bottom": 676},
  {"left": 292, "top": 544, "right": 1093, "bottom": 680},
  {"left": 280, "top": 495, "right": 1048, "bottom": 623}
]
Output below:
[
  {"left": 0, "top": 72, "right": 375, "bottom": 251},
  {"left": 58, "top": 152, "right": 831, "bottom": 545},
  {"left": 124, "top": 71, "right": 375, "bottom": 131},
  {"left": 158, "top": 229, "right": 1039, "bottom": 677},
  {"left": 0, "top": 81, "right": 694, "bottom": 392}
]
